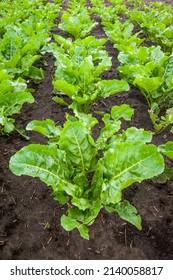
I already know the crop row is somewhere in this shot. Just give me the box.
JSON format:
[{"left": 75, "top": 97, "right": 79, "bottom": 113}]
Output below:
[
  {"left": 1, "top": 0, "right": 173, "bottom": 239},
  {"left": 0, "top": 0, "right": 62, "bottom": 135},
  {"left": 124, "top": 0, "right": 173, "bottom": 52},
  {"left": 91, "top": 0, "right": 173, "bottom": 133}
]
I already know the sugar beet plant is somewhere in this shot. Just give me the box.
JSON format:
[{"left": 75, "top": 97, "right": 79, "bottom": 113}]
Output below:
[
  {"left": 0, "top": 27, "right": 45, "bottom": 81},
  {"left": 111, "top": 0, "right": 173, "bottom": 53},
  {"left": 58, "top": 0, "right": 97, "bottom": 39},
  {"left": 0, "top": 0, "right": 61, "bottom": 36},
  {"left": 0, "top": 70, "right": 34, "bottom": 135},
  {"left": 91, "top": 0, "right": 173, "bottom": 133},
  {"left": 0, "top": 0, "right": 61, "bottom": 135},
  {"left": 9, "top": 105, "right": 165, "bottom": 239},
  {"left": 117, "top": 46, "right": 173, "bottom": 133},
  {"left": 91, "top": 0, "right": 127, "bottom": 24},
  {"left": 125, "top": 0, "right": 173, "bottom": 53},
  {"left": 50, "top": 35, "right": 129, "bottom": 113},
  {"left": 0, "top": 0, "right": 61, "bottom": 81},
  {"left": 91, "top": 0, "right": 143, "bottom": 50}
]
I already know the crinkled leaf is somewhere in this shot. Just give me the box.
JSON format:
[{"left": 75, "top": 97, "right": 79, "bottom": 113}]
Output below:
[
  {"left": 61, "top": 215, "right": 80, "bottom": 231},
  {"left": 123, "top": 127, "right": 153, "bottom": 142},
  {"left": 150, "top": 46, "right": 165, "bottom": 64},
  {"left": 98, "top": 79, "right": 129, "bottom": 98},
  {"left": 0, "top": 91, "right": 34, "bottom": 116},
  {"left": 72, "top": 197, "right": 91, "bottom": 211},
  {"left": 108, "top": 127, "right": 153, "bottom": 149},
  {"left": 159, "top": 141, "right": 173, "bottom": 160},
  {"left": 0, "top": 114, "right": 14, "bottom": 134},
  {"left": 84, "top": 200, "right": 102, "bottom": 226},
  {"left": 96, "top": 121, "right": 121, "bottom": 150},
  {"left": 67, "top": 208, "right": 85, "bottom": 222},
  {"left": 9, "top": 144, "right": 83, "bottom": 197},
  {"left": 78, "top": 58, "right": 95, "bottom": 87},
  {"left": 26, "top": 119, "right": 62, "bottom": 139},
  {"left": 91, "top": 161, "right": 104, "bottom": 198},
  {"left": 118, "top": 64, "right": 148, "bottom": 81},
  {"left": 59, "top": 121, "right": 97, "bottom": 172},
  {"left": 105, "top": 200, "right": 142, "bottom": 230},
  {"left": 59, "top": 11, "right": 97, "bottom": 39},
  {"left": 73, "top": 172, "right": 89, "bottom": 189},
  {"left": 133, "top": 77, "right": 163, "bottom": 96},
  {"left": 111, "top": 104, "right": 134, "bottom": 121},
  {"left": 61, "top": 215, "right": 89, "bottom": 240},
  {"left": 73, "top": 111, "right": 98, "bottom": 130},
  {"left": 101, "top": 141, "right": 164, "bottom": 204}
]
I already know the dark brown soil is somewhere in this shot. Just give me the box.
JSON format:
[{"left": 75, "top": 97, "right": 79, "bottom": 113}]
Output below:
[{"left": 0, "top": 0, "right": 173, "bottom": 260}]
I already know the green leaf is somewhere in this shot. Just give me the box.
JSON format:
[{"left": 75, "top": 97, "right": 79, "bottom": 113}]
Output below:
[
  {"left": 133, "top": 76, "right": 163, "bottom": 95},
  {"left": 61, "top": 215, "right": 79, "bottom": 231},
  {"left": 101, "top": 141, "right": 164, "bottom": 204},
  {"left": 108, "top": 127, "right": 153, "bottom": 149},
  {"left": 96, "top": 121, "right": 121, "bottom": 150},
  {"left": 0, "top": 80, "right": 34, "bottom": 134},
  {"left": 91, "top": 161, "right": 104, "bottom": 198},
  {"left": 165, "top": 108, "right": 173, "bottom": 124},
  {"left": 59, "top": 121, "right": 97, "bottom": 172},
  {"left": 159, "top": 141, "right": 173, "bottom": 160},
  {"left": 72, "top": 197, "right": 91, "bottom": 211},
  {"left": 98, "top": 79, "right": 129, "bottom": 98},
  {"left": 152, "top": 168, "right": 173, "bottom": 184},
  {"left": 84, "top": 200, "right": 102, "bottom": 226},
  {"left": 53, "top": 80, "right": 76, "bottom": 98},
  {"left": 52, "top": 190, "right": 69, "bottom": 204},
  {"left": 78, "top": 58, "right": 95, "bottom": 88},
  {"left": 0, "top": 91, "right": 34, "bottom": 116},
  {"left": 164, "top": 56, "right": 173, "bottom": 88},
  {"left": 78, "top": 224, "right": 89, "bottom": 240},
  {"left": 82, "top": 36, "right": 107, "bottom": 48},
  {"left": 150, "top": 46, "right": 165, "bottom": 64},
  {"left": 123, "top": 127, "right": 153, "bottom": 142},
  {"left": 26, "top": 119, "right": 62, "bottom": 139},
  {"left": 118, "top": 64, "right": 148, "bottom": 81},
  {"left": 73, "top": 111, "right": 98, "bottom": 130},
  {"left": 53, "top": 34, "right": 72, "bottom": 49},
  {"left": 9, "top": 144, "right": 82, "bottom": 197},
  {"left": 28, "top": 66, "right": 44, "bottom": 80},
  {"left": 111, "top": 104, "right": 134, "bottom": 121},
  {"left": 61, "top": 215, "right": 89, "bottom": 240},
  {"left": 59, "top": 9, "right": 97, "bottom": 39},
  {"left": 73, "top": 172, "right": 89, "bottom": 189},
  {"left": 53, "top": 97, "right": 69, "bottom": 106},
  {"left": 67, "top": 208, "right": 85, "bottom": 222},
  {"left": 0, "top": 115, "right": 14, "bottom": 134},
  {"left": 106, "top": 200, "right": 142, "bottom": 230}
]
